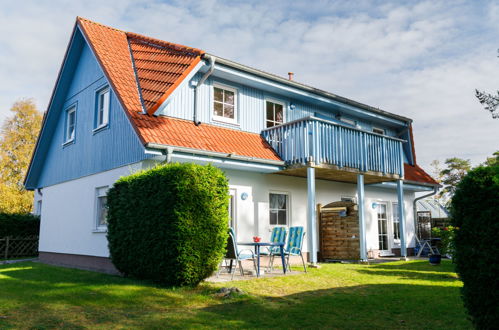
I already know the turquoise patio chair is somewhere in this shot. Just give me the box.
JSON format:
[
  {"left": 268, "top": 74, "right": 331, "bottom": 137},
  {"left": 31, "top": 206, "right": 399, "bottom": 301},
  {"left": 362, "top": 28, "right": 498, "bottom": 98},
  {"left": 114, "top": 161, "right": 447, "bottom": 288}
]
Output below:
[
  {"left": 260, "top": 227, "right": 287, "bottom": 270},
  {"left": 270, "top": 226, "right": 307, "bottom": 273},
  {"left": 217, "top": 228, "right": 257, "bottom": 280}
]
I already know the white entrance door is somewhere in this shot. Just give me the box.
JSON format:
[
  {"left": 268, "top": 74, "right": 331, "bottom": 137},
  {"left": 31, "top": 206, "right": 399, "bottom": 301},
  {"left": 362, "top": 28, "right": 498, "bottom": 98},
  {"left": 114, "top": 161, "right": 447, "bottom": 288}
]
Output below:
[
  {"left": 228, "top": 189, "right": 237, "bottom": 233},
  {"left": 377, "top": 203, "right": 390, "bottom": 253}
]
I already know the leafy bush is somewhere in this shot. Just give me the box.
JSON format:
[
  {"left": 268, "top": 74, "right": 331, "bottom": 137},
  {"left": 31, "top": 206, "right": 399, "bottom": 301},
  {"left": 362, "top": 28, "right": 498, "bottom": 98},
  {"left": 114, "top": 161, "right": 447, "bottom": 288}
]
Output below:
[
  {"left": 451, "top": 163, "right": 499, "bottom": 329},
  {"left": 106, "top": 163, "right": 229, "bottom": 287},
  {"left": 431, "top": 226, "right": 457, "bottom": 257},
  {"left": 0, "top": 213, "right": 40, "bottom": 237}
]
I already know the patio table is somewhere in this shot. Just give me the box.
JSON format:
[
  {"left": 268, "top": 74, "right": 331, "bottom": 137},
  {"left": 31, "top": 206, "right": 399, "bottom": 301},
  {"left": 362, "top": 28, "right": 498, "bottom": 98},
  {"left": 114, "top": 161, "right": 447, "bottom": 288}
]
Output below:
[{"left": 238, "top": 242, "right": 286, "bottom": 277}]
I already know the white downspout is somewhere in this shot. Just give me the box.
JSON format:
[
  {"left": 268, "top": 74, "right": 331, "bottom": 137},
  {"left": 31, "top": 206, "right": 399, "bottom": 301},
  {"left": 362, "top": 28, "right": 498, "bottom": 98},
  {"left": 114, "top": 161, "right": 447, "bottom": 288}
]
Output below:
[{"left": 194, "top": 55, "right": 215, "bottom": 126}]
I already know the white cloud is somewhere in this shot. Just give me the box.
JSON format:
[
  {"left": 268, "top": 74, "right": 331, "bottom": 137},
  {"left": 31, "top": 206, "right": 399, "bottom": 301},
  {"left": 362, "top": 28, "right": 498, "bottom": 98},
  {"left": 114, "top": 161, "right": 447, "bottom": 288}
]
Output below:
[{"left": 0, "top": 0, "right": 497, "bottom": 173}]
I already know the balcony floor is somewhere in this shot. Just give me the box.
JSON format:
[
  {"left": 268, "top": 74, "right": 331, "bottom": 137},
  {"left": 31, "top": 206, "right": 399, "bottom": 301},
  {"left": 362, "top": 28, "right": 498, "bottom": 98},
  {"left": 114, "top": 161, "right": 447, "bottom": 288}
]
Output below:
[{"left": 276, "top": 163, "right": 402, "bottom": 184}]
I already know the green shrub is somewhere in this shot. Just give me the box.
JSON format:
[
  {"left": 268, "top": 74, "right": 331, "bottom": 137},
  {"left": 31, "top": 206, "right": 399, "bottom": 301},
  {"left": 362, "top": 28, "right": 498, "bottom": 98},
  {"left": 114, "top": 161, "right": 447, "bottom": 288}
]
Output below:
[
  {"left": 106, "top": 163, "right": 229, "bottom": 287},
  {"left": 0, "top": 213, "right": 40, "bottom": 237},
  {"left": 431, "top": 226, "right": 457, "bottom": 257},
  {"left": 451, "top": 163, "right": 499, "bottom": 329}
]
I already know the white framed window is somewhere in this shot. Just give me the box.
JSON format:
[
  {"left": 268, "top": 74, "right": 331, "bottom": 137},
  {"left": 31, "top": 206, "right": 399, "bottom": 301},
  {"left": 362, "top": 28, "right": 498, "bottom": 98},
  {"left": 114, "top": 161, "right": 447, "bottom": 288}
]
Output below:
[
  {"left": 372, "top": 127, "right": 385, "bottom": 135},
  {"left": 269, "top": 192, "right": 289, "bottom": 226},
  {"left": 95, "top": 186, "right": 109, "bottom": 230},
  {"left": 64, "top": 106, "right": 76, "bottom": 144},
  {"left": 212, "top": 84, "right": 237, "bottom": 124},
  {"left": 392, "top": 202, "right": 400, "bottom": 241},
  {"left": 265, "top": 100, "right": 285, "bottom": 128},
  {"left": 95, "top": 87, "right": 110, "bottom": 130}
]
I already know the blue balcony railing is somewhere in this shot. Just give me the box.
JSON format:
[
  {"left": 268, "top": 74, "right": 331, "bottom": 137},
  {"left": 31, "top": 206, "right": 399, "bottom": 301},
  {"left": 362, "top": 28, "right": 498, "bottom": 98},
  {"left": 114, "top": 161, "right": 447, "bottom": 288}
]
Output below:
[{"left": 261, "top": 116, "right": 405, "bottom": 177}]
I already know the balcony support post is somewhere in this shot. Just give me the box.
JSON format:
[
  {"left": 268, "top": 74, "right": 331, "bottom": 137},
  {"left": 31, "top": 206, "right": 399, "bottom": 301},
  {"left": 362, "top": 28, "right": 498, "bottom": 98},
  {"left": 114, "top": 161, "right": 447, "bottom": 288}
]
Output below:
[
  {"left": 307, "top": 166, "right": 317, "bottom": 265},
  {"left": 397, "top": 179, "right": 407, "bottom": 259},
  {"left": 357, "top": 173, "right": 368, "bottom": 262}
]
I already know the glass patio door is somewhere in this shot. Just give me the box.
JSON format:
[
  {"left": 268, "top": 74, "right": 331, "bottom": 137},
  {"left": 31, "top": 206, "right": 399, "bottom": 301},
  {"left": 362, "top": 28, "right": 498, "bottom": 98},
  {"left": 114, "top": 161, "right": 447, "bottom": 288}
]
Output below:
[{"left": 377, "top": 203, "right": 389, "bottom": 252}]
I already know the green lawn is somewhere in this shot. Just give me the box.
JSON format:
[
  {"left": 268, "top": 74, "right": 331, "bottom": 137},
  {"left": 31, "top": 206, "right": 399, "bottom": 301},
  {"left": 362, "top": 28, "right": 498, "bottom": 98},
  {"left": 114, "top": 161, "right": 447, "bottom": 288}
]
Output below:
[{"left": 0, "top": 260, "right": 471, "bottom": 329}]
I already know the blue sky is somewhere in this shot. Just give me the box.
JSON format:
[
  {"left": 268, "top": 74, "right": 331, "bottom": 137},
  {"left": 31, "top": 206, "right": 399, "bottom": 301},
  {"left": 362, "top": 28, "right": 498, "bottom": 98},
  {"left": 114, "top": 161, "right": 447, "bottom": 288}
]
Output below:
[{"left": 0, "top": 0, "right": 497, "bottom": 172}]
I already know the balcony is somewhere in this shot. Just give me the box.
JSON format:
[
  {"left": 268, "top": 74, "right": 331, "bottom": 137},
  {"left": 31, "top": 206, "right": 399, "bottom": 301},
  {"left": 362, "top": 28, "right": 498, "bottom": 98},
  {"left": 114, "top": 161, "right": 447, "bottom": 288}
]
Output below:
[{"left": 261, "top": 116, "right": 406, "bottom": 184}]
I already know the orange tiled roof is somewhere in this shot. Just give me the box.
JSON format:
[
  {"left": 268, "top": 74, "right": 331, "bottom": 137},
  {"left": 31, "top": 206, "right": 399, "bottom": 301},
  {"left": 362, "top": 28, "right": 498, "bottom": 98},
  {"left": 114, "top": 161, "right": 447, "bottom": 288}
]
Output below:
[
  {"left": 77, "top": 17, "right": 280, "bottom": 161},
  {"left": 404, "top": 164, "right": 439, "bottom": 185},
  {"left": 136, "top": 116, "right": 282, "bottom": 161}
]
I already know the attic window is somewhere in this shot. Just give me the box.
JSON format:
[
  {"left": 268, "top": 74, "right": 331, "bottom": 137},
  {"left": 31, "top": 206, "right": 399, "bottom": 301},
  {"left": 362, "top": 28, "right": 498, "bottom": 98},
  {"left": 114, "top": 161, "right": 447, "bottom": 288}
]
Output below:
[
  {"left": 95, "top": 87, "right": 110, "bottom": 130},
  {"left": 64, "top": 106, "right": 76, "bottom": 144},
  {"left": 213, "top": 84, "right": 237, "bottom": 124},
  {"left": 372, "top": 127, "right": 385, "bottom": 135}
]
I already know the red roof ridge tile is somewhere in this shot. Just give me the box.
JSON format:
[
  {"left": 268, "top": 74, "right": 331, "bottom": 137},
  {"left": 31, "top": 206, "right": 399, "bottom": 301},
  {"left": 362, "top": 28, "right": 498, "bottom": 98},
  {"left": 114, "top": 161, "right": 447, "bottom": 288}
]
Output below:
[
  {"left": 76, "top": 17, "right": 127, "bottom": 34},
  {"left": 126, "top": 32, "right": 204, "bottom": 57}
]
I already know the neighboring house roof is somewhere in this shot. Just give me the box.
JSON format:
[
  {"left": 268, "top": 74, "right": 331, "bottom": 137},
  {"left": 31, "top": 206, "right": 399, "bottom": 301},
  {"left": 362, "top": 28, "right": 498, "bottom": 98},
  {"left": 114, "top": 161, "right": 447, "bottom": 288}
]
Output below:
[{"left": 416, "top": 198, "right": 449, "bottom": 218}]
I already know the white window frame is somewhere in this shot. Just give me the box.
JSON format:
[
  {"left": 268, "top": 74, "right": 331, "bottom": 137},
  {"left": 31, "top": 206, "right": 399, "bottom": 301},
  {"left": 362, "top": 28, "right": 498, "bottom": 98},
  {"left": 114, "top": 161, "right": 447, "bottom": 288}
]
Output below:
[
  {"left": 228, "top": 188, "right": 237, "bottom": 234},
  {"left": 269, "top": 191, "right": 290, "bottom": 227},
  {"left": 372, "top": 127, "right": 385, "bottom": 135},
  {"left": 64, "top": 106, "right": 76, "bottom": 144},
  {"left": 95, "top": 87, "right": 110, "bottom": 131},
  {"left": 392, "top": 202, "right": 401, "bottom": 243},
  {"left": 94, "top": 186, "right": 109, "bottom": 232},
  {"left": 264, "top": 98, "right": 286, "bottom": 128},
  {"left": 212, "top": 83, "right": 238, "bottom": 125}
]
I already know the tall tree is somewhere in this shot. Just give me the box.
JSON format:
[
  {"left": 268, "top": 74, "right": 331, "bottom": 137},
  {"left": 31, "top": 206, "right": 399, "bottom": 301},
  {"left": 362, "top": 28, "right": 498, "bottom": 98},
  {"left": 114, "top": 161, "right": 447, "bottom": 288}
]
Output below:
[
  {"left": 475, "top": 49, "right": 499, "bottom": 119},
  {"left": 0, "top": 99, "right": 42, "bottom": 213},
  {"left": 439, "top": 157, "right": 472, "bottom": 206},
  {"left": 483, "top": 150, "right": 499, "bottom": 167}
]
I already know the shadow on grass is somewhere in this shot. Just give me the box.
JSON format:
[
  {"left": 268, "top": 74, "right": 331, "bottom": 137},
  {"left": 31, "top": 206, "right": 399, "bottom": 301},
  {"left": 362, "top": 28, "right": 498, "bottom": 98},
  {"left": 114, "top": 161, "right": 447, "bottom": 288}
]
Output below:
[{"left": 0, "top": 261, "right": 470, "bottom": 329}]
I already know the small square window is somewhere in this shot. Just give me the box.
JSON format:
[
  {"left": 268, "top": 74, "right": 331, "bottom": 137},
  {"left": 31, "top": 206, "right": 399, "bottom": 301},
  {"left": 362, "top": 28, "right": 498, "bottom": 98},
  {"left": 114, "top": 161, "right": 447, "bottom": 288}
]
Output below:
[
  {"left": 269, "top": 193, "right": 289, "bottom": 226},
  {"left": 213, "top": 85, "right": 237, "bottom": 124},
  {"left": 96, "top": 87, "right": 110, "bottom": 129},
  {"left": 65, "top": 106, "right": 76, "bottom": 143},
  {"left": 95, "top": 186, "right": 109, "bottom": 229},
  {"left": 266, "top": 100, "right": 284, "bottom": 128}
]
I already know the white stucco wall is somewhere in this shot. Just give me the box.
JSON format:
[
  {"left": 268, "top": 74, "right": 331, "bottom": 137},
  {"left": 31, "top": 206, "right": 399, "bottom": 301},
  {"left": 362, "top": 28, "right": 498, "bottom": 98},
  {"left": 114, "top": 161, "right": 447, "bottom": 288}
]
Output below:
[
  {"left": 37, "top": 161, "right": 416, "bottom": 258},
  {"left": 223, "top": 169, "right": 416, "bottom": 254}
]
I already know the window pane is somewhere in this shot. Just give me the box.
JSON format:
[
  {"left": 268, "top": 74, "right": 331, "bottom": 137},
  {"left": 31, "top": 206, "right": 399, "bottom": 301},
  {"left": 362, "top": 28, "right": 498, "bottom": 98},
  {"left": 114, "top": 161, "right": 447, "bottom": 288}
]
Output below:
[
  {"left": 224, "top": 90, "right": 234, "bottom": 105},
  {"left": 278, "top": 210, "right": 287, "bottom": 225},
  {"left": 214, "top": 102, "right": 223, "bottom": 116},
  {"left": 214, "top": 87, "right": 223, "bottom": 102},
  {"left": 269, "top": 194, "right": 278, "bottom": 209},
  {"left": 269, "top": 211, "right": 277, "bottom": 225},
  {"left": 224, "top": 104, "right": 234, "bottom": 119},
  {"left": 98, "top": 196, "right": 108, "bottom": 226},
  {"left": 275, "top": 104, "right": 283, "bottom": 123},
  {"left": 266, "top": 102, "right": 274, "bottom": 121},
  {"left": 266, "top": 120, "right": 275, "bottom": 128}
]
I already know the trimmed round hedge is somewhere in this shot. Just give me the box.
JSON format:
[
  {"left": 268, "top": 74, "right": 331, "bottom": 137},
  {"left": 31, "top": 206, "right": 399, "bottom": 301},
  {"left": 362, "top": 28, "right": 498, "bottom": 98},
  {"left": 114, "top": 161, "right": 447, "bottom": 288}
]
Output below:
[
  {"left": 0, "top": 213, "right": 40, "bottom": 237},
  {"left": 106, "top": 163, "right": 229, "bottom": 286},
  {"left": 451, "top": 163, "right": 499, "bottom": 329}
]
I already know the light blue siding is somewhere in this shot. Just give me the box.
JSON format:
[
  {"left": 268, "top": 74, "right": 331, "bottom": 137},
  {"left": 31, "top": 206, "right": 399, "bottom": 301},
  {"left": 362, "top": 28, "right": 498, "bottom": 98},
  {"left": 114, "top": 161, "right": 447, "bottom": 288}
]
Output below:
[
  {"left": 36, "top": 41, "right": 147, "bottom": 188},
  {"left": 160, "top": 73, "right": 399, "bottom": 137}
]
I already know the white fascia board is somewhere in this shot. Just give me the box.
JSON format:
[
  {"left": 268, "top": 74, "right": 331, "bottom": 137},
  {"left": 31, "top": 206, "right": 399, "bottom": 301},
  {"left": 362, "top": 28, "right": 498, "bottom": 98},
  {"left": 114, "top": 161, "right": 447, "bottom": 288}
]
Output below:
[
  {"left": 170, "top": 153, "right": 282, "bottom": 173},
  {"left": 368, "top": 181, "right": 435, "bottom": 192}
]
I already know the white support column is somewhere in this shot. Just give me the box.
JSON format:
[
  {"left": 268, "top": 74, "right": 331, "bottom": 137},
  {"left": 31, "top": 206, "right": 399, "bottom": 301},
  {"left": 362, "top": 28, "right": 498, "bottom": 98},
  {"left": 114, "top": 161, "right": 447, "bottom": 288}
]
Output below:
[
  {"left": 397, "top": 179, "right": 407, "bottom": 259},
  {"left": 357, "top": 174, "right": 367, "bottom": 261},
  {"left": 307, "top": 166, "right": 317, "bottom": 264}
]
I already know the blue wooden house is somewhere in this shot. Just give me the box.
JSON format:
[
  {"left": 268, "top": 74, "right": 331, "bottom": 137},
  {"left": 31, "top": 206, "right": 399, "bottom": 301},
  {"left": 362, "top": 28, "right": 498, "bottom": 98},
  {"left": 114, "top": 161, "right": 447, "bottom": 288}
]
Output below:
[{"left": 25, "top": 18, "right": 438, "bottom": 273}]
